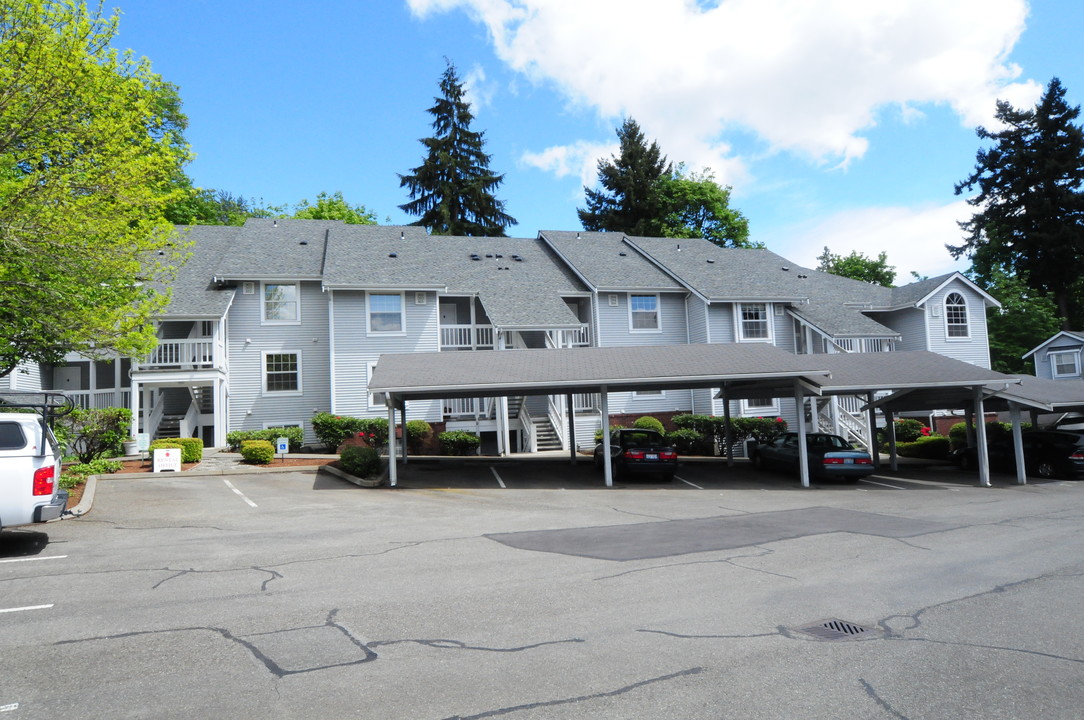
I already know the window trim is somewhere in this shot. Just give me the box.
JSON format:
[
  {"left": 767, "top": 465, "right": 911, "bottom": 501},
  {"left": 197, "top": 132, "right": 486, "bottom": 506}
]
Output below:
[
  {"left": 367, "top": 291, "right": 406, "bottom": 335},
  {"left": 261, "top": 282, "right": 301, "bottom": 325},
  {"left": 367, "top": 361, "right": 385, "bottom": 408},
  {"left": 627, "top": 293, "right": 661, "bottom": 333},
  {"left": 633, "top": 389, "right": 665, "bottom": 398},
  {"left": 1050, "top": 350, "right": 1081, "bottom": 378},
  {"left": 262, "top": 351, "right": 302, "bottom": 396},
  {"left": 736, "top": 302, "right": 773, "bottom": 343},
  {"left": 262, "top": 421, "right": 302, "bottom": 430},
  {"left": 740, "top": 397, "right": 779, "bottom": 416},
  {"left": 944, "top": 292, "right": 970, "bottom": 340}
]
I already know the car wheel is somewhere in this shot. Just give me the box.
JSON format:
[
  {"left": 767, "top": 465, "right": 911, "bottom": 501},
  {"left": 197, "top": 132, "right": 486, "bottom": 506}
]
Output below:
[
  {"left": 593, "top": 451, "right": 602, "bottom": 471},
  {"left": 1037, "top": 461, "right": 1057, "bottom": 478}
]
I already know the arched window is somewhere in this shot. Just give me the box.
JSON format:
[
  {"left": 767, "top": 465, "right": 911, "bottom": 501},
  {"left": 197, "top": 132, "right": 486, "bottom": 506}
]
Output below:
[{"left": 945, "top": 292, "right": 969, "bottom": 338}]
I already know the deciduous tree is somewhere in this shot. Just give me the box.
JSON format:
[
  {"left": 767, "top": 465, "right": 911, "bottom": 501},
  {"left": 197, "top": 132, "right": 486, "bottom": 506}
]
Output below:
[
  {"left": 952, "top": 77, "right": 1084, "bottom": 328},
  {"left": 292, "top": 191, "right": 377, "bottom": 225},
  {"left": 0, "top": 0, "right": 190, "bottom": 378},
  {"left": 399, "top": 61, "right": 515, "bottom": 236},
  {"left": 816, "top": 247, "right": 896, "bottom": 287},
  {"left": 659, "top": 167, "right": 753, "bottom": 248}
]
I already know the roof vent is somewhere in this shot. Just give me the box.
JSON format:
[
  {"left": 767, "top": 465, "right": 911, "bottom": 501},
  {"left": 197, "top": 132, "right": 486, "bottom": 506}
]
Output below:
[
  {"left": 486, "top": 253, "right": 493, "bottom": 258},
  {"left": 576, "top": 232, "right": 581, "bottom": 240},
  {"left": 470, "top": 254, "right": 481, "bottom": 261},
  {"left": 400, "top": 231, "right": 404, "bottom": 241},
  {"left": 782, "top": 266, "right": 790, "bottom": 271},
  {"left": 619, "top": 251, "right": 627, "bottom": 257},
  {"left": 677, "top": 244, "right": 681, "bottom": 251},
  {"left": 389, "top": 252, "right": 398, "bottom": 258},
  {"left": 707, "top": 259, "right": 715, "bottom": 264},
  {"left": 495, "top": 253, "right": 503, "bottom": 258},
  {"left": 299, "top": 239, "right": 308, "bottom": 245},
  {"left": 511, "top": 255, "right": 523, "bottom": 262}
]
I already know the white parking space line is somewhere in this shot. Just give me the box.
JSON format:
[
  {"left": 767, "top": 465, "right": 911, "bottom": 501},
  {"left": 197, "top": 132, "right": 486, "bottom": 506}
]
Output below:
[
  {"left": 0, "top": 604, "right": 53, "bottom": 614},
  {"left": 0, "top": 555, "right": 67, "bottom": 564},
  {"left": 859, "top": 478, "right": 908, "bottom": 490},
  {"left": 490, "top": 467, "right": 506, "bottom": 488},
  {"left": 222, "top": 478, "right": 258, "bottom": 508},
  {"left": 677, "top": 476, "right": 703, "bottom": 489}
]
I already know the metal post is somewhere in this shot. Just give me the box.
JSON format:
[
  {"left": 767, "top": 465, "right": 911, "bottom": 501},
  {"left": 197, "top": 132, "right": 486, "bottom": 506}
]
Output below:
[
  {"left": 974, "top": 387, "right": 990, "bottom": 488},
  {"left": 566, "top": 392, "right": 576, "bottom": 464},
  {"left": 600, "top": 387, "right": 612, "bottom": 487},
  {"left": 722, "top": 387, "right": 734, "bottom": 467},
  {"left": 1010, "top": 401, "right": 1026, "bottom": 485},
  {"left": 886, "top": 410, "right": 898, "bottom": 472},
  {"left": 867, "top": 392, "right": 880, "bottom": 470},
  {"left": 796, "top": 382, "right": 810, "bottom": 488},
  {"left": 400, "top": 400, "right": 408, "bottom": 464},
  {"left": 387, "top": 398, "right": 397, "bottom": 486}
]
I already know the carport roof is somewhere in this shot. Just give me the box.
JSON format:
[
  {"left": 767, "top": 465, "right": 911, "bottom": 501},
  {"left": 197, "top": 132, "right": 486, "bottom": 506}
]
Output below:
[
  {"left": 369, "top": 343, "right": 832, "bottom": 401},
  {"left": 869, "top": 372, "right": 1084, "bottom": 413}
]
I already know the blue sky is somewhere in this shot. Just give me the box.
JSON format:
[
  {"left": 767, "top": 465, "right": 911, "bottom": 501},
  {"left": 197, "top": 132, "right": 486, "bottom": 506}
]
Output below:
[{"left": 113, "top": 0, "right": 1083, "bottom": 281}]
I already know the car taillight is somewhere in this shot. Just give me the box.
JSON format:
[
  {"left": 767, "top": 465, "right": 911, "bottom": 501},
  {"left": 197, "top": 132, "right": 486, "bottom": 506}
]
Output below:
[
  {"left": 855, "top": 458, "right": 872, "bottom": 465},
  {"left": 659, "top": 451, "right": 677, "bottom": 460},
  {"left": 823, "top": 457, "right": 844, "bottom": 465},
  {"left": 33, "top": 466, "right": 55, "bottom": 496},
  {"left": 1071, "top": 452, "right": 1084, "bottom": 460},
  {"left": 625, "top": 451, "right": 645, "bottom": 460}
]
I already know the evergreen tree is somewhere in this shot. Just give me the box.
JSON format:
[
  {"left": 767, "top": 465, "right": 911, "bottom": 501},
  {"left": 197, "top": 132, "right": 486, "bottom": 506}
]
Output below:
[
  {"left": 399, "top": 62, "right": 515, "bottom": 236},
  {"left": 952, "top": 77, "right": 1084, "bottom": 328},
  {"left": 578, "top": 118, "right": 672, "bottom": 235}
]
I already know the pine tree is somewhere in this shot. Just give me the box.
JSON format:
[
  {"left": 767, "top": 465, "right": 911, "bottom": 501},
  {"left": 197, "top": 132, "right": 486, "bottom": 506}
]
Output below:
[
  {"left": 952, "top": 77, "right": 1084, "bottom": 328},
  {"left": 578, "top": 118, "right": 673, "bottom": 235},
  {"left": 399, "top": 62, "right": 516, "bottom": 236}
]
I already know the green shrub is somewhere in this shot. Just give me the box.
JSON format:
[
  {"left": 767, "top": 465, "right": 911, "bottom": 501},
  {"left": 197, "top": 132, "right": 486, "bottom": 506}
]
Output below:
[
  {"left": 889, "top": 418, "right": 927, "bottom": 442},
  {"left": 405, "top": 420, "right": 432, "bottom": 453},
  {"left": 356, "top": 417, "right": 389, "bottom": 448},
  {"left": 340, "top": 445, "right": 383, "bottom": 478},
  {"left": 665, "top": 428, "right": 711, "bottom": 455},
  {"left": 439, "top": 430, "right": 480, "bottom": 455},
  {"left": 731, "top": 416, "right": 789, "bottom": 445},
  {"left": 60, "top": 458, "right": 123, "bottom": 488},
  {"left": 311, "top": 412, "right": 367, "bottom": 449},
  {"left": 148, "top": 438, "right": 202, "bottom": 463},
  {"left": 240, "top": 440, "right": 275, "bottom": 464},
  {"left": 594, "top": 424, "right": 626, "bottom": 444},
  {"left": 632, "top": 416, "right": 665, "bottom": 433},
  {"left": 226, "top": 426, "right": 303, "bottom": 452},
  {"left": 897, "top": 436, "right": 952, "bottom": 460},
  {"left": 55, "top": 407, "right": 133, "bottom": 463},
  {"left": 947, "top": 420, "right": 1029, "bottom": 449}
]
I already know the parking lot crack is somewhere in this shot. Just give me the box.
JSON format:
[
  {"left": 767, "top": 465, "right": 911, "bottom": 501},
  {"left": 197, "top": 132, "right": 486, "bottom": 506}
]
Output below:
[
  {"left": 150, "top": 566, "right": 284, "bottom": 592},
  {"left": 440, "top": 667, "right": 704, "bottom": 719},
  {"left": 858, "top": 678, "right": 910, "bottom": 719},
  {"left": 368, "top": 637, "right": 584, "bottom": 653},
  {"left": 595, "top": 547, "right": 796, "bottom": 581}
]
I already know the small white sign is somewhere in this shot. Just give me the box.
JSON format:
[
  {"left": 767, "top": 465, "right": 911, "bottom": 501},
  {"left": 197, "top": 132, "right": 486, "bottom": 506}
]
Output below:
[
  {"left": 136, "top": 433, "right": 151, "bottom": 452},
  {"left": 153, "top": 448, "right": 182, "bottom": 473},
  {"left": 276, "top": 437, "right": 289, "bottom": 454}
]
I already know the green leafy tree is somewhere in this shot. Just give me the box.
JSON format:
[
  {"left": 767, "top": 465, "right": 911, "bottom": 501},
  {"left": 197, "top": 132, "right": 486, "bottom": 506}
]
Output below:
[
  {"left": 658, "top": 166, "right": 754, "bottom": 248},
  {"left": 165, "top": 186, "right": 269, "bottom": 226},
  {"left": 952, "top": 77, "right": 1084, "bottom": 328},
  {"left": 292, "top": 191, "right": 376, "bottom": 224},
  {"left": 976, "top": 267, "right": 1061, "bottom": 374},
  {"left": 816, "top": 247, "right": 897, "bottom": 286},
  {"left": 0, "top": 0, "right": 190, "bottom": 379},
  {"left": 578, "top": 118, "right": 672, "bottom": 236},
  {"left": 399, "top": 61, "right": 516, "bottom": 236}
]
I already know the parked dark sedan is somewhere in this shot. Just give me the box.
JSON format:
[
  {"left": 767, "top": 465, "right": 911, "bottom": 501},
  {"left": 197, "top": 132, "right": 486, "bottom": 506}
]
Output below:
[
  {"left": 594, "top": 428, "right": 678, "bottom": 481},
  {"left": 953, "top": 430, "right": 1084, "bottom": 479},
  {"left": 752, "top": 432, "right": 875, "bottom": 480}
]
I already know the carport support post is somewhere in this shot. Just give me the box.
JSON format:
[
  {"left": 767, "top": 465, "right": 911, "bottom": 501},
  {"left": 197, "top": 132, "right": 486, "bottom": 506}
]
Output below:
[
  {"left": 974, "top": 387, "right": 991, "bottom": 488},
  {"left": 867, "top": 392, "right": 881, "bottom": 470},
  {"left": 387, "top": 396, "right": 398, "bottom": 486},
  {"left": 566, "top": 392, "right": 576, "bottom": 464},
  {"left": 885, "top": 410, "right": 898, "bottom": 472},
  {"left": 399, "top": 400, "right": 408, "bottom": 464},
  {"left": 722, "top": 388, "right": 734, "bottom": 466},
  {"left": 1010, "top": 401, "right": 1026, "bottom": 485},
  {"left": 795, "top": 382, "right": 811, "bottom": 488},
  {"left": 600, "top": 386, "right": 613, "bottom": 487}
]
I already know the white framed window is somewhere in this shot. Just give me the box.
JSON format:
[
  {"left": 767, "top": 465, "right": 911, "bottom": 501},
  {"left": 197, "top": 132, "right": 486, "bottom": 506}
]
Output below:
[
  {"left": 415, "top": 292, "right": 427, "bottom": 305},
  {"left": 242, "top": 282, "right": 255, "bottom": 295},
  {"left": 262, "top": 282, "right": 300, "bottom": 324},
  {"left": 741, "top": 397, "right": 779, "bottom": 415},
  {"left": 263, "top": 352, "right": 302, "bottom": 395},
  {"left": 633, "top": 389, "right": 664, "bottom": 397},
  {"left": 945, "top": 292, "right": 969, "bottom": 339},
  {"left": 737, "top": 303, "right": 772, "bottom": 342},
  {"left": 1050, "top": 350, "right": 1081, "bottom": 378},
  {"left": 367, "top": 361, "right": 385, "bottom": 408},
  {"left": 368, "top": 292, "right": 405, "bottom": 334},
  {"left": 628, "top": 293, "right": 660, "bottom": 332},
  {"left": 262, "top": 421, "right": 301, "bottom": 429}
]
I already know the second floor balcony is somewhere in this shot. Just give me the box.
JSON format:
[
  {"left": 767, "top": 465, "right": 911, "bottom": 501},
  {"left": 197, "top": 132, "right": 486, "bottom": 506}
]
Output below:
[{"left": 135, "top": 339, "right": 219, "bottom": 371}]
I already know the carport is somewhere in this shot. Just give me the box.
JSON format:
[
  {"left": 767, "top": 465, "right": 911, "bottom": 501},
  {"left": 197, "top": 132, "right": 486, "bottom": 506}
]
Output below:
[{"left": 369, "top": 345, "right": 1020, "bottom": 489}]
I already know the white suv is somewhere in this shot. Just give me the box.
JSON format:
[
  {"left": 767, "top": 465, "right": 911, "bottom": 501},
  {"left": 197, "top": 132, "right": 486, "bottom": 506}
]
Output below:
[{"left": 0, "top": 394, "right": 69, "bottom": 532}]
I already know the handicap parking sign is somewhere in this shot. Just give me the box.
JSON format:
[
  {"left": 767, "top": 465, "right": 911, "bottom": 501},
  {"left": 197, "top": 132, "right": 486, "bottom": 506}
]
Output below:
[{"left": 276, "top": 437, "right": 289, "bottom": 454}]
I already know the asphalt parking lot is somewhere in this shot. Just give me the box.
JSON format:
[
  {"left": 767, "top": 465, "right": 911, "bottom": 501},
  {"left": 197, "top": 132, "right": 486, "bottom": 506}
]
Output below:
[{"left": 3, "top": 458, "right": 1084, "bottom": 718}]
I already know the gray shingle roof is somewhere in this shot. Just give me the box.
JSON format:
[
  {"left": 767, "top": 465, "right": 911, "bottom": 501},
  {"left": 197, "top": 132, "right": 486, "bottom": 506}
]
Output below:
[
  {"left": 160, "top": 226, "right": 238, "bottom": 318},
  {"left": 540, "top": 231, "right": 683, "bottom": 291},
  {"left": 214, "top": 218, "right": 343, "bottom": 280},
  {"left": 324, "top": 228, "right": 587, "bottom": 329}
]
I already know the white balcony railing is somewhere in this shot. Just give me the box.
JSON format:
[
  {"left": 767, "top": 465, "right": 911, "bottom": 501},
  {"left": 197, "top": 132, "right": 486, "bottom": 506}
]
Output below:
[
  {"left": 443, "top": 397, "right": 491, "bottom": 418},
  {"left": 137, "top": 339, "right": 218, "bottom": 370},
  {"left": 68, "top": 389, "right": 131, "bottom": 410},
  {"left": 440, "top": 325, "right": 494, "bottom": 350}
]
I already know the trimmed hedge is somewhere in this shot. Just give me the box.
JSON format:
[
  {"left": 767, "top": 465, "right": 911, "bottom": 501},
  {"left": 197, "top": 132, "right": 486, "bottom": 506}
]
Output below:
[
  {"left": 665, "top": 428, "right": 711, "bottom": 455},
  {"left": 341, "top": 445, "right": 382, "bottom": 478},
  {"left": 632, "top": 416, "right": 665, "bottom": 433},
  {"left": 226, "top": 426, "right": 303, "bottom": 452},
  {"left": 439, "top": 430, "right": 480, "bottom": 455},
  {"left": 311, "top": 413, "right": 389, "bottom": 450},
  {"left": 594, "top": 424, "right": 626, "bottom": 444},
  {"left": 149, "top": 437, "right": 203, "bottom": 463},
  {"left": 405, "top": 420, "right": 432, "bottom": 453},
  {"left": 897, "top": 436, "right": 951, "bottom": 460},
  {"left": 240, "top": 439, "right": 275, "bottom": 464}
]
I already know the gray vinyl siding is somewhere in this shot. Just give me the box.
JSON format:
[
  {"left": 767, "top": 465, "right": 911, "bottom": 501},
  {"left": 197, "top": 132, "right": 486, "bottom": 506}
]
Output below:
[
  {"left": 923, "top": 283, "right": 991, "bottom": 368},
  {"left": 604, "top": 388, "right": 693, "bottom": 416},
  {"left": 1031, "top": 338, "right": 1084, "bottom": 380},
  {"left": 330, "top": 290, "right": 442, "bottom": 422},
  {"left": 2, "top": 362, "right": 45, "bottom": 392},
  {"left": 596, "top": 292, "right": 689, "bottom": 347},
  {"left": 875, "top": 309, "right": 927, "bottom": 352},
  {"left": 687, "top": 298, "right": 708, "bottom": 344},
  {"left": 226, "top": 281, "right": 331, "bottom": 444},
  {"left": 707, "top": 304, "right": 736, "bottom": 344}
]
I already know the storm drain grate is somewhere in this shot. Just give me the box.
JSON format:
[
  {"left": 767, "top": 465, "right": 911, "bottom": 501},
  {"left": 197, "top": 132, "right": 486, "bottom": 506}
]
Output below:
[{"left": 794, "top": 618, "right": 878, "bottom": 641}]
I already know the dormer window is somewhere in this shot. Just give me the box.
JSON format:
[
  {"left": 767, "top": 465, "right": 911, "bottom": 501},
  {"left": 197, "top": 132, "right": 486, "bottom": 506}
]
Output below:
[
  {"left": 628, "top": 294, "right": 660, "bottom": 332},
  {"left": 945, "top": 293, "right": 969, "bottom": 338},
  {"left": 262, "top": 282, "right": 299, "bottom": 324},
  {"left": 738, "top": 303, "right": 771, "bottom": 342}
]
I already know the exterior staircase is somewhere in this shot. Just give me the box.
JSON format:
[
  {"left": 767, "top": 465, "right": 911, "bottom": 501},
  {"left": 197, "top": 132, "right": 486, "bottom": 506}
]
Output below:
[
  {"left": 532, "top": 417, "right": 563, "bottom": 451},
  {"left": 157, "top": 414, "right": 184, "bottom": 439}
]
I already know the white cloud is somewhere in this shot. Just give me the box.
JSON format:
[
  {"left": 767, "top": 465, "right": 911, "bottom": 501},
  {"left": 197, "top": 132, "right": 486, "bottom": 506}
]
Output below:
[
  {"left": 406, "top": 0, "right": 1037, "bottom": 182},
  {"left": 763, "top": 201, "right": 974, "bottom": 281},
  {"left": 462, "top": 64, "right": 495, "bottom": 110},
  {"left": 520, "top": 140, "right": 615, "bottom": 189}
]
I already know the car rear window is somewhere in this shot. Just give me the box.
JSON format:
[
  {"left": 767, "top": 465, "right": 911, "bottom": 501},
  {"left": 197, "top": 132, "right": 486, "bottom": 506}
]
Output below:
[{"left": 0, "top": 422, "right": 28, "bottom": 450}]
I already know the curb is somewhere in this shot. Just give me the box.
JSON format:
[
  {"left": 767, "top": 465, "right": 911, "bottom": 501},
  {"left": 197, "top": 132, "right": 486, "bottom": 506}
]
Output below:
[{"left": 66, "top": 474, "right": 97, "bottom": 518}]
